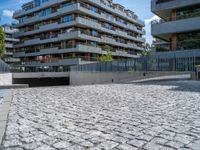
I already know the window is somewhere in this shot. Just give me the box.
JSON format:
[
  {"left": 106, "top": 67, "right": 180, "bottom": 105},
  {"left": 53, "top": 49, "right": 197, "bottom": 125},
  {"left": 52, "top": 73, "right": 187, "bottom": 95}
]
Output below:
[
  {"left": 116, "top": 17, "right": 126, "bottom": 24},
  {"left": 63, "top": 2, "right": 73, "bottom": 7},
  {"left": 177, "top": 6, "right": 200, "bottom": 20},
  {"left": 90, "top": 41, "right": 97, "bottom": 47},
  {"left": 90, "top": 18, "right": 97, "bottom": 22},
  {"left": 19, "top": 16, "right": 27, "bottom": 23},
  {"left": 89, "top": 6, "right": 98, "bottom": 13},
  {"left": 91, "top": 30, "right": 97, "bottom": 36},
  {"left": 43, "top": 8, "right": 51, "bottom": 16},
  {"left": 42, "top": 0, "right": 49, "bottom": 3},
  {"left": 63, "top": 15, "right": 74, "bottom": 23},
  {"left": 177, "top": 31, "right": 200, "bottom": 50},
  {"left": 36, "top": 11, "right": 43, "bottom": 17},
  {"left": 34, "top": 0, "right": 41, "bottom": 7},
  {"left": 103, "top": 22, "right": 114, "bottom": 30}
]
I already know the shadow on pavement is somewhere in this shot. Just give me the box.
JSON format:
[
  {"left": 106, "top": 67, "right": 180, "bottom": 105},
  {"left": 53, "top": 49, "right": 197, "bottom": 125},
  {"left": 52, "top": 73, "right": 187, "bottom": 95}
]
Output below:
[{"left": 127, "top": 79, "right": 200, "bottom": 93}]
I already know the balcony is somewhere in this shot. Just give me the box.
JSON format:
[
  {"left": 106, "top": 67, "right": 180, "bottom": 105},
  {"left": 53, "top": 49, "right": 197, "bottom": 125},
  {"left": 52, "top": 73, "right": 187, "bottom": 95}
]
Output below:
[
  {"left": 5, "top": 43, "right": 13, "bottom": 48},
  {"left": 13, "top": 0, "right": 68, "bottom": 18},
  {"left": 87, "top": 0, "right": 144, "bottom": 26},
  {"left": 14, "top": 17, "right": 144, "bottom": 46},
  {"left": 13, "top": 3, "right": 79, "bottom": 28},
  {"left": 14, "top": 47, "right": 60, "bottom": 58},
  {"left": 152, "top": 16, "right": 200, "bottom": 40},
  {"left": 154, "top": 39, "right": 200, "bottom": 52},
  {"left": 15, "top": 31, "right": 80, "bottom": 48},
  {"left": 5, "top": 37, "right": 19, "bottom": 42},
  {"left": 78, "top": 4, "right": 143, "bottom": 34},
  {"left": 152, "top": 0, "right": 200, "bottom": 18},
  {"left": 19, "top": 58, "right": 80, "bottom": 67},
  {"left": 15, "top": 20, "right": 77, "bottom": 38}
]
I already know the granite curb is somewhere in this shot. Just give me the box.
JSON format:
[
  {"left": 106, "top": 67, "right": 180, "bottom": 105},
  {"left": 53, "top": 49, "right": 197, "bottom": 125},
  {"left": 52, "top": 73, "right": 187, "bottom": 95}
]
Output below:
[{"left": 0, "top": 90, "right": 12, "bottom": 150}]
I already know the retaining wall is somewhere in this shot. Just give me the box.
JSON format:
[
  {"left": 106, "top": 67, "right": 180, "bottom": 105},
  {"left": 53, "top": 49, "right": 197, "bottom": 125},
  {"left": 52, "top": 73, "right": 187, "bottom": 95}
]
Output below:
[{"left": 70, "top": 71, "right": 191, "bottom": 85}]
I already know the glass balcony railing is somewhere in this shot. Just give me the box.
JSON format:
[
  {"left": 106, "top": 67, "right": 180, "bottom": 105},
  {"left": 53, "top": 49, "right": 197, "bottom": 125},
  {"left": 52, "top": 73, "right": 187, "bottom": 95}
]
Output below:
[
  {"left": 154, "top": 39, "right": 200, "bottom": 52},
  {"left": 152, "top": 11, "right": 200, "bottom": 24}
]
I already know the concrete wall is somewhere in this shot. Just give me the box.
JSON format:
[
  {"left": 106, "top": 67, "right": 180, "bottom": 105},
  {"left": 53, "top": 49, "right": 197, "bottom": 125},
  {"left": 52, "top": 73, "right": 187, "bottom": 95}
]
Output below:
[
  {"left": 70, "top": 71, "right": 191, "bottom": 85},
  {"left": 0, "top": 73, "right": 12, "bottom": 85}
]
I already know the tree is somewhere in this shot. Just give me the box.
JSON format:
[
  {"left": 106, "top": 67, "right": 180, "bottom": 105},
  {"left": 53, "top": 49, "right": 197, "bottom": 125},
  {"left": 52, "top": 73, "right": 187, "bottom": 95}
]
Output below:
[
  {"left": 0, "top": 26, "right": 5, "bottom": 58},
  {"left": 141, "top": 43, "right": 152, "bottom": 57},
  {"left": 100, "top": 45, "right": 113, "bottom": 62}
]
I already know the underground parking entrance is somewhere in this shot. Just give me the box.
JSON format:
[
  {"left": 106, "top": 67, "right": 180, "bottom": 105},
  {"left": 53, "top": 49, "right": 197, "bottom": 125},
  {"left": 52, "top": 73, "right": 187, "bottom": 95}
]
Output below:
[{"left": 13, "top": 77, "right": 69, "bottom": 87}]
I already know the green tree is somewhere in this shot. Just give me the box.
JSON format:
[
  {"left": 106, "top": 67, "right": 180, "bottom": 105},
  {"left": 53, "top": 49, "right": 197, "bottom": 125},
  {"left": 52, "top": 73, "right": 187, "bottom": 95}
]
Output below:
[
  {"left": 141, "top": 43, "right": 152, "bottom": 57},
  {"left": 0, "top": 26, "right": 5, "bottom": 58},
  {"left": 100, "top": 45, "right": 113, "bottom": 62}
]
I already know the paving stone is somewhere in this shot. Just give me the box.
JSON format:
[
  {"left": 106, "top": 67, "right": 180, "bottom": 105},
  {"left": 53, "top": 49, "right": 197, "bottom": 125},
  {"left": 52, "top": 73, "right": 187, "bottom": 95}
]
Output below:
[
  {"left": 186, "top": 140, "right": 200, "bottom": 150},
  {"left": 117, "top": 143, "right": 138, "bottom": 150},
  {"left": 164, "top": 140, "right": 185, "bottom": 149},
  {"left": 2, "top": 80, "right": 200, "bottom": 149},
  {"left": 94, "top": 141, "right": 119, "bottom": 149},
  {"left": 127, "top": 139, "right": 146, "bottom": 147},
  {"left": 53, "top": 141, "right": 72, "bottom": 149},
  {"left": 34, "top": 145, "right": 55, "bottom": 150}
]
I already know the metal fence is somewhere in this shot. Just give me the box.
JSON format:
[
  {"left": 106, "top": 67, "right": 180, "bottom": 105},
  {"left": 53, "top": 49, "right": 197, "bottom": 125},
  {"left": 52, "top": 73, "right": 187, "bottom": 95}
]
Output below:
[
  {"left": 0, "top": 59, "right": 10, "bottom": 72},
  {"left": 70, "top": 56, "right": 199, "bottom": 72}
]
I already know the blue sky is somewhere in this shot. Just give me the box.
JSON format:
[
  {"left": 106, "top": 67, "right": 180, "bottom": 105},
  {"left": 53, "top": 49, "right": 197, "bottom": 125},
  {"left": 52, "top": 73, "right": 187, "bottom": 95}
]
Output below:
[{"left": 0, "top": 0, "right": 154, "bottom": 43}]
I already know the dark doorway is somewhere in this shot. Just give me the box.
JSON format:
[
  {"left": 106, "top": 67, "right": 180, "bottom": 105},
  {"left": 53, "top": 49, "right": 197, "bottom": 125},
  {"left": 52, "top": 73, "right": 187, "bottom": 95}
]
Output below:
[{"left": 13, "top": 77, "right": 69, "bottom": 87}]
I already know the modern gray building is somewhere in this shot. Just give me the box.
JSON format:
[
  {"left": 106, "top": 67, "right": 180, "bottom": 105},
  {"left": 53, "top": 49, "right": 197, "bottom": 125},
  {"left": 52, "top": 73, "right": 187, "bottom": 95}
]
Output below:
[
  {"left": 151, "top": 0, "right": 200, "bottom": 71},
  {"left": 2, "top": 24, "right": 19, "bottom": 65},
  {"left": 13, "top": 0, "right": 145, "bottom": 72}
]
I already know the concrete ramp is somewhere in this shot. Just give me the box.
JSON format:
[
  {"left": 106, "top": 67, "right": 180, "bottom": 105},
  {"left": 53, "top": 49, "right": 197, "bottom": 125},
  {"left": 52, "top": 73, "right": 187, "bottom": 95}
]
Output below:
[{"left": 126, "top": 74, "right": 191, "bottom": 84}]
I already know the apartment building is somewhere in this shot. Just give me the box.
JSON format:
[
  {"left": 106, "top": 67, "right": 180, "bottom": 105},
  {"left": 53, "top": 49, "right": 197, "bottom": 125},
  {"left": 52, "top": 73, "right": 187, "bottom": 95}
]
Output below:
[
  {"left": 13, "top": 0, "right": 145, "bottom": 72},
  {"left": 2, "top": 24, "right": 19, "bottom": 65},
  {"left": 151, "top": 0, "right": 200, "bottom": 70}
]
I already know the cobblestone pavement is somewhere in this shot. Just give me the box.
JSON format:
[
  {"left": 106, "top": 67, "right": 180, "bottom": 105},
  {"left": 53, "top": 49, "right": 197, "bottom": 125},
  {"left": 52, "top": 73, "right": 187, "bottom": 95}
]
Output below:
[{"left": 2, "top": 80, "right": 200, "bottom": 150}]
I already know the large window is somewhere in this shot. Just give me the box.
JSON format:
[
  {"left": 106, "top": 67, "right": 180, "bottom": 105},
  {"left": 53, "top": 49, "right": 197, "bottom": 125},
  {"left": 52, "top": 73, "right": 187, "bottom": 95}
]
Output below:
[
  {"left": 177, "top": 5, "right": 200, "bottom": 20},
  {"left": 177, "top": 31, "right": 200, "bottom": 50}
]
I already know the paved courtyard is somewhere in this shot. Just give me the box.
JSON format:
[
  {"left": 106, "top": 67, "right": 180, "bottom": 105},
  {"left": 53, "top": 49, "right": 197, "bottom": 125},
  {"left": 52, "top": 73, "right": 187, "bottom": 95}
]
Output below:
[{"left": 2, "top": 80, "right": 200, "bottom": 150}]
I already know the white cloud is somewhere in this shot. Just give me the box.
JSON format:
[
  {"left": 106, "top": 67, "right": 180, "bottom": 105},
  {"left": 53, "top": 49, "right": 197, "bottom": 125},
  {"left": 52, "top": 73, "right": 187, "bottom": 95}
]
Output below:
[
  {"left": 145, "top": 15, "right": 160, "bottom": 25},
  {"left": 3, "top": 9, "right": 14, "bottom": 18}
]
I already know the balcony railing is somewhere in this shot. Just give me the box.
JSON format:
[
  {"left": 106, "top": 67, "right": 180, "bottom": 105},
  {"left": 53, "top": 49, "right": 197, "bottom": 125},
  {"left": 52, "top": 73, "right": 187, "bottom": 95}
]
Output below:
[
  {"left": 152, "top": 11, "right": 200, "bottom": 24},
  {"left": 155, "top": 0, "right": 175, "bottom": 4},
  {"left": 154, "top": 39, "right": 200, "bottom": 52}
]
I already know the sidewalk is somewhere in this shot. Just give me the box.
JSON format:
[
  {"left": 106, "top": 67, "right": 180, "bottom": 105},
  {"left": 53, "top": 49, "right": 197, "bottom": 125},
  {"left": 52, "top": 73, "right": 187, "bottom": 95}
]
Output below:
[{"left": 0, "top": 90, "right": 12, "bottom": 149}]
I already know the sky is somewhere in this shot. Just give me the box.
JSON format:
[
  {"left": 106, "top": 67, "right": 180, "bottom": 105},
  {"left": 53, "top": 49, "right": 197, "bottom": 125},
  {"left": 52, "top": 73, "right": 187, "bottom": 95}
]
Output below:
[{"left": 0, "top": 0, "right": 155, "bottom": 43}]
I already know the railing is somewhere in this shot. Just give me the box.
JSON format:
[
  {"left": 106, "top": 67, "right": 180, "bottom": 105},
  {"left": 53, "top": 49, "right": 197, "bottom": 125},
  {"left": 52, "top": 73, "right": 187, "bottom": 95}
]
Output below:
[
  {"left": 0, "top": 59, "right": 10, "bottom": 72},
  {"left": 16, "top": 28, "right": 141, "bottom": 49},
  {"left": 155, "top": 0, "right": 175, "bottom": 4},
  {"left": 13, "top": 52, "right": 200, "bottom": 73},
  {"left": 70, "top": 55, "right": 199, "bottom": 72},
  {"left": 152, "top": 11, "right": 200, "bottom": 24},
  {"left": 154, "top": 39, "right": 200, "bottom": 51}
]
